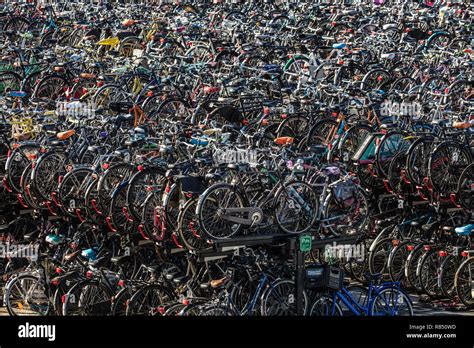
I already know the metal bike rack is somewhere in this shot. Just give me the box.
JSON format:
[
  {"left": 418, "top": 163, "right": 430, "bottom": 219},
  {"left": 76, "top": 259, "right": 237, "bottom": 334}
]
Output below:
[
  {"left": 291, "top": 234, "right": 364, "bottom": 315},
  {"left": 193, "top": 231, "right": 364, "bottom": 315}
]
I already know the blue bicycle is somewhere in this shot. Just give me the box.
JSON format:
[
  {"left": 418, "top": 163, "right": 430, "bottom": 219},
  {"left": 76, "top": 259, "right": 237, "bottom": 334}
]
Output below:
[{"left": 310, "top": 273, "right": 413, "bottom": 316}]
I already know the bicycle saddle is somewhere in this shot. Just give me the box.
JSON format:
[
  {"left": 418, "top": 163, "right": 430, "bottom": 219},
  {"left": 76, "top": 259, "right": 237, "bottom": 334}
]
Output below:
[
  {"left": 64, "top": 250, "right": 81, "bottom": 262},
  {"left": 173, "top": 275, "right": 190, "bottom": 284},
  {"left": 87, "top": 145, "right": 106, "bottom": 154},
  {"left": 332, "top": 43, "right": 346, "bottom": 49},
  {"left": 23, "top": 231, "right": 38, "bottom": 242},
  {"left": 57, "top": 129, "right": 76, "bottom": 141},
  {"left": 453, "top": 121, "right": 472, "bottom": 129},
  {"left": 42, "top": 124, "right": 56, "bottom": 132},
  {"left": 274, "top": 136, "right": 294, "bottom": 145},
  {"left": 227, "top": 163, "right": 249, "bottom": 172},
  {"left": 117, "top": 31, "right": 135, "bottom": 40},
  {"left": 45, "top": 234, "right": 65, "bottom": 246},
  {"left": 308, "top": 145, "right": 326, "bottom": 155},
  {"left": 455, "top": 224, "right": 474, "bottom": 236},
  {"left": 8, "top": 91, "right": 27, "bottom": 98},
  {"left": 50, "top": 140, "right": 70, "bottom": 147},
  {"left": 112, "top": 114, "right": 134, "bottom": 125},
  {"left": 109, "top": 101, "right": 134, "bottom": 114},
  {"left": 364, "top": 272, "right": 383, "bottom": 282},
  {"left": 421, "top": 221, "right": 439, "bottom": 232},
  {"left": 210, "top": 276, "right": 230, "bottom": 288},
  {"left": 111, "top": 255, "right": 130, "bottom": 264},
  {"left": 382, "top": 23, "right": 398, "bottom": 30},
  {"left": 79, "top": 72, "right": 96, "bottom": 79},
  {"left": 202, "top": 86, "right": 219, "bottom": 94}
]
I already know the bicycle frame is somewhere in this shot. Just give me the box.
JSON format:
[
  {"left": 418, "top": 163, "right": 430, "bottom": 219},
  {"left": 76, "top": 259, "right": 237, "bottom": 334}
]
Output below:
[{"left": 329, "top": 280, "right": 406, "bottom": 316}]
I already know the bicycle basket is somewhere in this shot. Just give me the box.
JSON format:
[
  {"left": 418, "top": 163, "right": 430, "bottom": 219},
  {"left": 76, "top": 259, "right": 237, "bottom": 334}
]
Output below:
[
  {"left": 332, "top": 180, "right": 357, "bottom": 207},
  {"left": 305, "top": 264, "right": 343, "bottom": 290},
  {"left": 214, "top": 105, "right": 243, "bottom": 124}
]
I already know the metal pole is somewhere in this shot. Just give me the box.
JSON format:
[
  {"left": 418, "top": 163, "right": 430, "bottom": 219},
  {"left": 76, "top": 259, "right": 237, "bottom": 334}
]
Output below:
[{"left": 295, "top": 240, "right": 305, "bottom": 316}]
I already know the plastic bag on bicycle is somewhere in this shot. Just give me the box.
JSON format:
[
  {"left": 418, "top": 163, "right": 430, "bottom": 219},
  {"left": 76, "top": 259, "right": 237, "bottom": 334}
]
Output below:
[{"left": 332, "top": 179, "right": 357, "bottom": 208}]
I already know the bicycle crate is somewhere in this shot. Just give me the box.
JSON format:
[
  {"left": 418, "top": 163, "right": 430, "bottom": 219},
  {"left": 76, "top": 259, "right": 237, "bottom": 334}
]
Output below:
[
  {"left": 305, "top": 264, "right": 344, "bottom": 290},
  {"left": 238, "top": 95, "right": 264, "bottom": 120}
]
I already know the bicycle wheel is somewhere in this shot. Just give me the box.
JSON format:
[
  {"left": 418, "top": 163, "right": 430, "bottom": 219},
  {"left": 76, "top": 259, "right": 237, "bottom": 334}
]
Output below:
[
  {"left": 93, "top": 84, "right": 131, "bottom": 113},
  {"left": 419, "top": 248, "right": 443, "bottom": 298},
  {"left": 84, "top": 177, "right": 101, "bottom": 224},
  {"left": 57, "top": 168, "right": 94, "bottom": 218},
  {"left": 197, "top": 183, "right": 245, "bottom": 240},
  {"left": 369, "top": 287, "right": 413, "bottom": 316},
  {"left": 405, "top": 243, "right": 425, "bottom": 293},
  {"left": 322, "top": 185, "right": 368, "bottom": 236},
  {"left": 4, "top": 144, "right": 41, "bottom": 193},
  {"left": 454, "top": 257, "right": 474, "bottom": 308},
  {"left": 276, "top": 115, "right": 310, "bottom": 148},
  {"left": 304, "top": 118, "right": 339, "bottom": 149},
  {"left": 428, "top": 142, "right": 471, "bottom": 194},
  {"left": 62, "top": 280, "right": 113, "bottom": 316},
  {"left": 97, "top": 163, "right": 135, "bottom": 214},
  {"left": 178, "top": 198, "right": 209, "bottom": 251},
  {"left": 126, "top": 284, "right": 174, "bottom": 316},
  {"left": 140, "top": 191, "right": 163, "bottom": 241},
  {"left": 368, "top": 237, "right": 393, "bottom": 278},
  {"left": 4, "top": 273, "right": 51, "bottom": 316},
  {"left": 199, "top": 304, "right": 236, "bottom": 316},
  {"left": 405, "top": 136, "right": 434, "bottom": 187},
  {"left": 338, "top": 123, "right": 372, "bottom": 166},
  {"left": 375, "top": 131, "right": 411, "bottom": 179},
  {"left": 110, "top": 182, "right": 133, "bottom": 234},
  {"left": 0, "top": 71, "right": 21, "bottom": 98},
  {"left": 260, "top": 279, "right": 308, "bottom": 316},
  {"left": 31, "top": 151, "right": 67, "bottom": 201},
  {"left": 274, "top": 181, "right": 318, "bottom": 234},
  {"left": 309, "top": 294, "right": 343, "bottom": 316},
  {"left": 388, "top": 240, "right": 411, "bottom": 282},
  {"left": 33, "top": 75, "right": 69, "bottom": 106},
  {"left": 457, "top": 163, "right": 474, "bottom": 210},
  {"left": 20, "top": 162, "right": 42, "bottom": 209},
  {"left": 439, "top": 254, "right": 461, "bottom": 300},
  {"left": 341, "top": 285, "right": 369, "bottom": 315}
]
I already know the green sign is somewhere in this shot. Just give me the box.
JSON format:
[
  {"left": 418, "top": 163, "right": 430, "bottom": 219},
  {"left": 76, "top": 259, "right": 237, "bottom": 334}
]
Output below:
[{"left": 299, "top": 235, "right": 312, "bottom": 252}]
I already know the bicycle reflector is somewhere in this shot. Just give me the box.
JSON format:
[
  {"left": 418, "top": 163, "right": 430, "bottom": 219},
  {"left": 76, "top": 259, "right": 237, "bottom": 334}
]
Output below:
[
  {"left": 438, "top": 250, "right": 447, "bottom": 257},
  {"left": 102, "top": 163, "right": 109, "bottom": 170},
  {"left": 424, "top": 246, "right": 431, "bottom": 251},
  {"left": 407, "top": 245, "right": 414, "bottom": 251},
  {"left": 461, "top": 251, "right": 469, "bottom": 257},
  {"left": 392, "top": 240, "right": 399, "bottom": 246},
  {"left": 86, "top": 271, "right": 93, "bottom": 279}
]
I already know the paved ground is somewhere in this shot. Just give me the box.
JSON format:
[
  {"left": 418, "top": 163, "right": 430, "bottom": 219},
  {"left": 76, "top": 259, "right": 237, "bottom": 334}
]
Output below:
[
  {"left": 411, "top": 294, "right": 474, "bottom": 316},
  {"left": 0, "top": 296, "right": 472, "bottom": 316}
]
